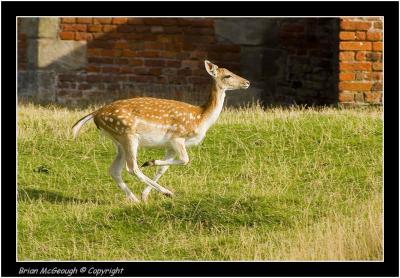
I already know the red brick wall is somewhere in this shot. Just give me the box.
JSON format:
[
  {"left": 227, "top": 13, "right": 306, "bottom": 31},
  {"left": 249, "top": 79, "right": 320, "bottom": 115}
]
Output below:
[
  {"left": 57, "top": 17, "right": 241, "bottom": 105},
  {"left": 338, "top": 17, "right": 383, "bottom": 104}
]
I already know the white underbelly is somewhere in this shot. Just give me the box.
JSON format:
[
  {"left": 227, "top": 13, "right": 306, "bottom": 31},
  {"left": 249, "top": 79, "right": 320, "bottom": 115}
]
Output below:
[{"left": 138, "top": 131, "right": 173, "bottom": 147}]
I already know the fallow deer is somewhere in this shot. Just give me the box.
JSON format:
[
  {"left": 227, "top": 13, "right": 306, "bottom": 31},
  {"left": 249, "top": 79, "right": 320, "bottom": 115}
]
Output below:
[{"left": 72, "top": 60, "right": 250, "bottom": 203}]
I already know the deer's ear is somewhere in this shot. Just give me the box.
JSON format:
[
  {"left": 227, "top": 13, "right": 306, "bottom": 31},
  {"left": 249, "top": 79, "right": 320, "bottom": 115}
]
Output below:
[{"left": 204, "top": 60, "right": 218, "bottom": 77}]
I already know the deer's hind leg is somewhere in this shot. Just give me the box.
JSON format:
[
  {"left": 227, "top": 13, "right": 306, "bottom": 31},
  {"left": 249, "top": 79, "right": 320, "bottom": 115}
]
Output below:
[
  {"left": 109, "top": 142, "right": 140, "bottom": 203},
  {"left": 141, "top": 149, "right": 176, "bottom": 202}
]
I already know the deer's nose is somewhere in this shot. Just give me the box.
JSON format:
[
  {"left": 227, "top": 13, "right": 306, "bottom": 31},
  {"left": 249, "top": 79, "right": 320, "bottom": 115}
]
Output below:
[{"left": 242, "top": 80, "right": 250, "bottom": 88}]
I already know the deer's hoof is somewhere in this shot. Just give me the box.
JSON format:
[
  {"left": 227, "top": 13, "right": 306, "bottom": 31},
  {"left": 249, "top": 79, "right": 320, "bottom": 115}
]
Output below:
[
  {"left": 142, "top": 160, "right": 155, "bottom": 167},
  {"left": 127, "top": 194, "right": 140, "bottom": 204},
  {"left": 163, "top": 191, "right": 174, "bottom": 198}
]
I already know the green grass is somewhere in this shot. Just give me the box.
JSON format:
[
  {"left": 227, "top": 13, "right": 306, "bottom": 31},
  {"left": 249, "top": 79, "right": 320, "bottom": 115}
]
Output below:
[{"left": 17, "top": 103, "right": 383, "bottom": 261}]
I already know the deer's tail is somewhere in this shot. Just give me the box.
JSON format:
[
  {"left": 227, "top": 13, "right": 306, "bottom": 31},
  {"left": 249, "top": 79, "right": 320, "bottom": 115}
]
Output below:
[{"left": 72, "top": 112, "right": 96, "bottom": 139}]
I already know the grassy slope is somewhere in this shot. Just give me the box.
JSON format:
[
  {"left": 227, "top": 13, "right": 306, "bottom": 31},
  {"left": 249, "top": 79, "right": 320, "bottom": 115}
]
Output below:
[{"left": 17, "top": 104, "right": 383, "bottom": 260}]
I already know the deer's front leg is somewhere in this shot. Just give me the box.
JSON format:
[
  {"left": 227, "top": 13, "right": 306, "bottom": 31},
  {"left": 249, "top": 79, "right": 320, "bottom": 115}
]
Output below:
[{"left": 124, "top": 135, "right": 174, "bottom": 197}]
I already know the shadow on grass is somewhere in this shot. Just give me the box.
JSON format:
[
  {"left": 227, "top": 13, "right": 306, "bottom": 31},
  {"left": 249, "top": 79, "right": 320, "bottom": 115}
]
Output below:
[
  {"left": 18, "top": 188, "right": 102, "bottom": 204},
  {"left": 108, "top": 194, "right": 307, "bottom": 231}
]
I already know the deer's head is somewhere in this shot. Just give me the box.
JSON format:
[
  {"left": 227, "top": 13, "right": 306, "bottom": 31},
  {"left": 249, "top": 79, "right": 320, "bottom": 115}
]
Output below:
[{"left": 204, "top": 60, "right": 250, "bottom": 91}]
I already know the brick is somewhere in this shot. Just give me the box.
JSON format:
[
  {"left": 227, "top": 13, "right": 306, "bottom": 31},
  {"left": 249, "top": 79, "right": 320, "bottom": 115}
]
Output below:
[
  {"left": 127, "top": 18, "right": 144, "bottom": 25},
  {"left": 102, "top": 66, "right": 120, "bottom": 73},
  {"left": 177, "top": 68, "right": 191, "bottom": 76},
  {"left": 144, "top": 59, "right": 165, "bottom": 67},
  {"left": 372, "top": 62, "right": 382, "bottom": 71},
  {"left": 372, "top": 72, "right": 382, "bottom": 81},
  {"left": 88, "top": 57, "right": 113, "bottom": 64},
  {"left": 186, "top": 19, "right": 213, "bottom": 27},
  {"left": 142, "top": 34, "right": 157, "bottom": 41},
  {"left": 164, "top": 26, "right": 183, "bottom": 34},
  {"left": 159, "top": 51, "right": 179, "bottom": 59},
  {"left": 355, "top": 72, "right": 371, "bottom": 81},
  {"left": 355, "top": 31, "right": 366, "bottom": 40},
  {"left": 354, "top": 92, "right": 365, "bottom": 102},
  {"left": 339, "top": 72, "right": 355, "bottom": 81},
  {"left": 117, "top": 25, "right": 135, "bottom": 32},
  {"left": 184, "top": 27, "right": 214, "bottom": 35},
  {"left": 364, "top": 92, "right": 382, "bottom": 103},
  {"left": 76, "top": 18, "right": 92, "bottom": 24},
  {"left": 151, "top": 26, "right": 164, "bottom": 33},
  {"left": 355, "top": 51, "right": 366, "bottom": 61},
  {"left": 103, "top": 32, "right": 123, "bottom": 39},
  {"left": 365, "top": 52, "right": 382, "bottom": 62},
  {"left": 339, "top": 42, "right": 372, "bottom": 51},
  {"left": 91, "top": 32, "right": 106, "bottom": 40},
  {"left": 87, "top": 25, "right": 102, "bottom": 32},
  {"left": 89, "top": 40, "right": 113, "bottom": 48},
  {"left": 189, "top": 76, "right": 209, "bottom": 84},
  {"left": 86, "top": 65, "right": 101, "bottom": 72},
  {"left": 367, "top": 31, "right": 382, "bottom": 41},
  {"left": 75, "top": 32, "right": 93, "bottom": 41},
  {"left": 114, "top": 40, "right": 129, "bottom": 49},
  {"left": 122, "top": 49, "right": 136, "bottom": 57},
  {"left": 103, "top": 25, "right": 118, "bottom": 32},
  {"left": 112, "top": 18, "right": 128, "bottom": 24},
  {"left": 372, "top": 82, "right": 383, "bottom": 91},
  {"left": 119, "top": 66, "right": 133, "bottom": 73},
  {"left": 93, "top": 18, "right": 112, "bottom": 24},
  {"left": 135, "top": 26, "right": 151, "bottom": 33},
  {"left": 61, "top": 24, "right": 87, "bottom": 32},
  {"left": 157, "top": 35, "right": 173, "bottom": 43},
  {"left": 340, "top": 21, "right": 371, "bottom": 30},
  {"left": 182, "top": 60, "right": 200, "bottom": 69},
  {"left": 101, "top": 49, "right": 121, "bottom": 57},
  {"left": 148, "top": 68, "right": 162, "bottom": 75},
  {"left": 339, "top": 31, "right": 355, "bottom": 40},
  {"left": 59, "top": 31, "right": 75, "bottom": 40},
  {"left": 339, "top": 82, "right": 373, "bottom": 91},
  {"left": 129, "top": 59, "right": 143, "bottom": 66},
  {"left": 61, "top": 18, "right": 76, "bottom": 24},
  {"left": 340, "top": 62, "right": 372, "bottom": 71},
  {"left": 190, "top": 50, "right": 208, "bottom": 59},
  {"left": 143, "top": 42, "right": 165, "bottom": 50},
  {"left": 166, "top": 60, "right": 181, "bottom": 68},
  {"left": 113, "top": 58, "right": 129, "bottom": 65},
  {"left": 185, "top": 35, "right": 215, "bottom": 44},
  {"left": 339, "top": 92, "right": 354, "bottom": 102},
  {"left": 87, "top": 48, "right": 101, "bottom": 57},
  {"left": 372, "top": 42, "right": 382, "bottom": 51},
  {"left": 373, "top": 21, "right": 382, "bottom": 29},
  {"left": 142, "top": 18, "right": 165, "bottom": 25},
  {"left": 130, "top": 75, "right": 156, "bottom": 83},
  {"left": 136, "top": 50, "right": 159, "bottom": 58}
]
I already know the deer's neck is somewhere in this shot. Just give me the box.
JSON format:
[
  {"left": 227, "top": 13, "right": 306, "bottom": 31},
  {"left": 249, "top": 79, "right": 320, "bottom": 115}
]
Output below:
[{"left": 198, "top": 82, "right": 226, "bottom": 133}]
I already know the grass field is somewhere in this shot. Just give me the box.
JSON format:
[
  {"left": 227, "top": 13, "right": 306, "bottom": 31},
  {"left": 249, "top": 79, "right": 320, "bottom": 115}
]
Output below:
[{"left": 17, "top": 103, "right": 383, "bottom": 261}]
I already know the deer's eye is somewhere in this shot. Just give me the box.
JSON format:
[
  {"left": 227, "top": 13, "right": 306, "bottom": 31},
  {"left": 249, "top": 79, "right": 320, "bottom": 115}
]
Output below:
[{"left": 223, "top": 75, "right": 232, "bottom": 79}]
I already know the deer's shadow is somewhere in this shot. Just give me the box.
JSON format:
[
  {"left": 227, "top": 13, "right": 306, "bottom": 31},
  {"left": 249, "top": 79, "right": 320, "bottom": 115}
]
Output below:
[{"left": 18, "top": 188, "right": 98, "bottom": 204}]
